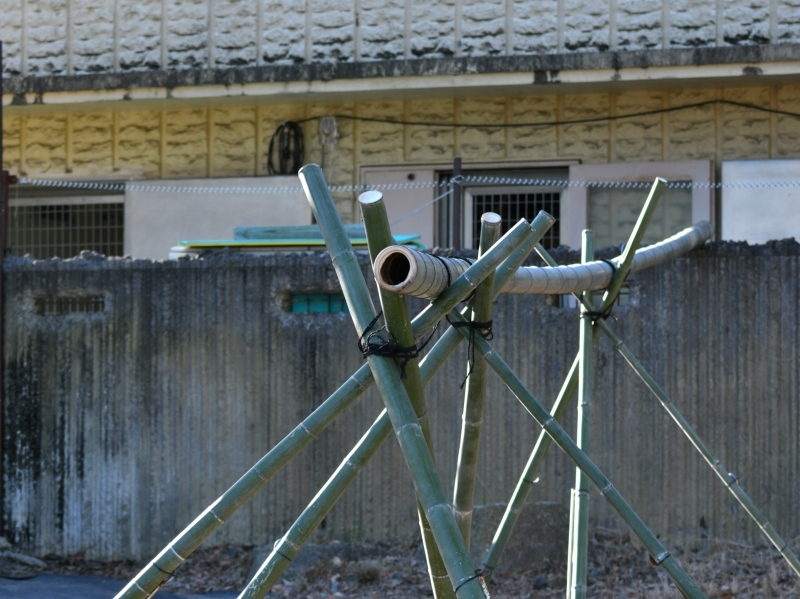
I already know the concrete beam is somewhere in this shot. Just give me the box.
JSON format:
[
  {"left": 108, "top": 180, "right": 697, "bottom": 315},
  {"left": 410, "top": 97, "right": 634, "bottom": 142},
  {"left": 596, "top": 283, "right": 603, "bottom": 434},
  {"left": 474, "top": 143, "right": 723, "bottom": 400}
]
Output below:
[{"left": 4, "top": 44, "right": 800, "bottom": 113}]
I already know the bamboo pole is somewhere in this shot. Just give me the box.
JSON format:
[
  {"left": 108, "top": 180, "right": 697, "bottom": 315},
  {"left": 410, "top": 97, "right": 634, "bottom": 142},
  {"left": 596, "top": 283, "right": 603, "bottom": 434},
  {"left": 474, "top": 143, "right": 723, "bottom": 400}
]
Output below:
[
  {"left": 453, "top": 213, "right": 502, "bottom": 548},
  {"left": 567, "top": 230, "right": 594, "bottom": 599},
  {"left": 481, "top": 178, "right": 666, "bottom": 579},
  {"left": 445, "top": 308, "right": 707, "bottom": 599},
  {"left": 537, "top": 240, "right": 800, "bottom": 580},
  {"left": 116, "top": 207, "right": 554, "bottom": 599},
  {"left": 359, "top": 191, "right": 453, "bottom": 599},
  {"left": 296, "top": 164, "right": 519, "bottom": 598},
  {"left": 241, "top": 207, "right": 556, "bottom": 599},
  {"left": 374, "top": 219, "right": 711, "bottom": 299},
  {"left": 593, "top": 318, "right": 800, "bottom": 578}
]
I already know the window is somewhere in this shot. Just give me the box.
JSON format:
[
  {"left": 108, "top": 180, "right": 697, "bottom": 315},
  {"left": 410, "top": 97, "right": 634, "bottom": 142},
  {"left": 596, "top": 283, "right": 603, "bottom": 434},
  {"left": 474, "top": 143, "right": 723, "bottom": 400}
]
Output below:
[
  {"left": 289, "top": 293, "right": 349, "bottom": 314},
  {"left": 466, "top": 187, "right": 561, "bottom": 250},
  {"left": 9, "top": 183, "right": 125, "bottom": 259},
  {"left": 439, "top": 165, "right": 571, "bottom": 249},
  {"left": 564, "top": 160, "right": 714, "bottom": 250}
]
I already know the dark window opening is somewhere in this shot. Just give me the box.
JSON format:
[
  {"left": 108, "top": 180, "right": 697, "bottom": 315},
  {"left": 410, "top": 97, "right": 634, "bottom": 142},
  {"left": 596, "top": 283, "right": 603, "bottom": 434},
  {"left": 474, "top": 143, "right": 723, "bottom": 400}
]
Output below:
[
  {"left": 470, "top": 191, "right": 561, "bottom": 249},
  {"left": 35, "top": 296, "right": 106, "bottom": 315}
]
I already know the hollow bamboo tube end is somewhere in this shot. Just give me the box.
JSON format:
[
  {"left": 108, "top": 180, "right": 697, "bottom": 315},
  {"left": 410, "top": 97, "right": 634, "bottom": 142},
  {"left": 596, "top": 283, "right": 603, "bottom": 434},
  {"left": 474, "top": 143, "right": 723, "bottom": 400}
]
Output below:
[
  {"left": 359, "top": 190, "right": 383, "bottom": 205},
  {"left": 374, "top": 246, "right": 418, "bottom": 294},
  {"left": 481, "top": 212, "right": 501, "bottom": 226}
]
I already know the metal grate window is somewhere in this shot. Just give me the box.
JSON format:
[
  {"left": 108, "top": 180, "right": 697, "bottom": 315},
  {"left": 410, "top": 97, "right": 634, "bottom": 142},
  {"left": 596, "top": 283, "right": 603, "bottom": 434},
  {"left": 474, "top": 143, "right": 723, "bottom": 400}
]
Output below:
[
  {"left": 470, "top": 191, "right": 561, "bottom": 249},
  {"left": 35, "top": 296, "right": 106, "bottom": 315},
  {"left": 289, "top": 293, "right": 349, "bottom": 314},
  {"left": 9, "top": 203, "right": 124, "bottom": 259}
]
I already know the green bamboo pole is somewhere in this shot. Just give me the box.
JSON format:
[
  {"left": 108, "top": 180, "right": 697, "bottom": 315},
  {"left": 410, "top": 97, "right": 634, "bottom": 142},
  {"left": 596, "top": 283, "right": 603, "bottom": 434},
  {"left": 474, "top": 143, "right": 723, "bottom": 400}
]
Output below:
[
  {"left": 452, "top": 213, "right": 502, "bottom": 548},
  {"left": 537, "top": 240, "right": 800, "bottom": 580},
  {"left": 445, "top": 309, "right": 707, "bottom": 599},
  {"left": 116, "top": 206, "right": 553, "bottom": 599},
  {"left": 567, "top": 230, "right": 594, "bottom": 599},
  {"left": 359, "top": 191, "right": 453, "bottom": 599},
  {"left": 297, "top": 164, "right": 512, "bottom": 599},
  {"left": 482, "top": 178, "right": 665, "bottom": 579},
  {"left": 241, "top": 210, "right": 556, "bottom": 599},
  {"left": 593, "top": 319, "right": 800, "bottom": 578},
  {"left": 599, "top": 177, "right": 666, "bottom": 314}
]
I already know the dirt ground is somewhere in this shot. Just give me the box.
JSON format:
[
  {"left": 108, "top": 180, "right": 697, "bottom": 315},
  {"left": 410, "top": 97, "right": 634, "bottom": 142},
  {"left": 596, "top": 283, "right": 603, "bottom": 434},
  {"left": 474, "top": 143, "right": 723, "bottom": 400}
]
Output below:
[{"left": 26, "top": 531, "right": 800, "bottom": 598}]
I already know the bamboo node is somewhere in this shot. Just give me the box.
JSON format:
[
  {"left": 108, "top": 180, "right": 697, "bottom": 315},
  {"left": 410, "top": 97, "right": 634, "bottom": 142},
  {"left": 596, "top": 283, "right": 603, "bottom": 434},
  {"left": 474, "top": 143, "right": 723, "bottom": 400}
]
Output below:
[
  {"left": 649, "top": 551, "right": 671, "bottom": 565},
  {"left": 454, "top": 569, "right": 486, "bottom": 593},
  {"left": 169, "top": 546, "right": 186, "bottom": 561}
]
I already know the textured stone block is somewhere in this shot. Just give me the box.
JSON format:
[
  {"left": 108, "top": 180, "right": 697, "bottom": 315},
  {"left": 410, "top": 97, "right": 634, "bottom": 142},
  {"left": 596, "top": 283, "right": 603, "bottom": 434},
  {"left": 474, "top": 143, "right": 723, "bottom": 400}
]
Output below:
[
  {"left": 73, "top": 112, "right": 113, "bottom": 172},
  {"left": 720, "top": 87, "right": 770, "bottom": 160},
  {"left": 666, "top": 89, "right": 716, "bottom": 160},
  {"left": 212, "top": 107, "right": 256, "bottom": 176},
  {"left": 613, "top": 91, "right": 663, "bottom": 162},
  {"left": 507, "top": 95, "right": 558, "bottom": 159},
  {"left": 24, "top": 114, "right": 67, "bottom": 174},
  {"left": 164, "top": 108, "right": 207, "bottom": 178},
  {"left": 456, "top": 97, "right": 506, "bottom": 161},
  {"left": 406, "top": 99, "right": 456, "bottom": 163},
  {"left": 561, "top": 93, "right": 609, "bottom": 163},
  {"left": 117, "top": 111, "right": 161, "bottom": 178}
]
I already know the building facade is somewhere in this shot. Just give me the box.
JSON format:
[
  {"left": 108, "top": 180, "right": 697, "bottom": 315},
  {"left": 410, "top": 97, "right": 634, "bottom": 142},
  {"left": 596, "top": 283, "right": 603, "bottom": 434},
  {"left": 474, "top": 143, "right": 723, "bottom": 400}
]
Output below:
[{"left": 2, "top": 1, "right": 800, "bottom": 257}]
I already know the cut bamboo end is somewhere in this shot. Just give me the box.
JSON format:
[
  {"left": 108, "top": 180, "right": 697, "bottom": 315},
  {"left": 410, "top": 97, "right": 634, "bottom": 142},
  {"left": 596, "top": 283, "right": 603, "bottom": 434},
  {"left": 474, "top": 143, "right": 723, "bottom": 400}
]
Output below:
[{"left": 359, "top": 190, "right": 383, "bottom": 205}]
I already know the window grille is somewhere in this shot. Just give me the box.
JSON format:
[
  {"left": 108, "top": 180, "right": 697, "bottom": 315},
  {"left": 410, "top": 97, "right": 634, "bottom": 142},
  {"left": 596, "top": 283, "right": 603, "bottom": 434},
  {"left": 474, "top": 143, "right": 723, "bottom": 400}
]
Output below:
[
  {"left": 470, "top": 191, "right": 561, "bottom": 250},
  {"left": 289, "top": 293, "right": 349, "bottom": 314},
  {"left": 9, "top": 203, "right": 124, "bottom": 259},
  {"left": 35, "top": 296, "right": 105, "bottom": 315}
]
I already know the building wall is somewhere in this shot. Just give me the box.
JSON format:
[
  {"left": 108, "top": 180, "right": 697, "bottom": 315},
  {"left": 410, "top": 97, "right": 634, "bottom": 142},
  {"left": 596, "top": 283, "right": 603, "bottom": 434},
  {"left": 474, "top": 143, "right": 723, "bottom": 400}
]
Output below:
[
  {"left": 3, "top": 244, "right": 800, "bottom": 560},
  {"left": 4, "top": 85, "right": 800, "bottom": 222},
  {"left": 1, "top": 0, "right": 798, "bottom": 76}
]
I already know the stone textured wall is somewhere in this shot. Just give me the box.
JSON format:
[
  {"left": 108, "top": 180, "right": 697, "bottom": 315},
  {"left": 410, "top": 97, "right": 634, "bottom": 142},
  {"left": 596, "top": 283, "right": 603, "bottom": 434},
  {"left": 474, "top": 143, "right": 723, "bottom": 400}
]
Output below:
[
  {"left": 3, "top": 242, "right": 800, "bottom": 561},
  {"left": 1, "top": 0, "right": 797, "bottom": 76},
  {"left": 3, "top": 85, "right": 800, "bottom": 222}
]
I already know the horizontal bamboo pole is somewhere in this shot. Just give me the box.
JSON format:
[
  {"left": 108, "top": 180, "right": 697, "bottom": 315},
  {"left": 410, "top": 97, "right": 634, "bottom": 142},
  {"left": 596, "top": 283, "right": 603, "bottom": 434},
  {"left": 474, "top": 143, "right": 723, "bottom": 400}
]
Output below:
[
  {"left": 296, "top": 164, "right": 493, "bottom": 599},
  {"left": 445, "top": 309, "right": 707, "bottom": 599},
  {"left": 116, "top": 211, "right": 553, "bottom": 599},
  {"left": 373, "top": 220, "right": 711, "bottom": 299}
]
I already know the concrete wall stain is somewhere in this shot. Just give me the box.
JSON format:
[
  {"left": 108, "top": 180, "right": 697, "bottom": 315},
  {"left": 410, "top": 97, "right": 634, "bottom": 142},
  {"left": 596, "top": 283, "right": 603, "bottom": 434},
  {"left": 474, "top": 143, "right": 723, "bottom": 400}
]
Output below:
[{"left": 2, "top": 242, "right": 800, "bottom": 560}]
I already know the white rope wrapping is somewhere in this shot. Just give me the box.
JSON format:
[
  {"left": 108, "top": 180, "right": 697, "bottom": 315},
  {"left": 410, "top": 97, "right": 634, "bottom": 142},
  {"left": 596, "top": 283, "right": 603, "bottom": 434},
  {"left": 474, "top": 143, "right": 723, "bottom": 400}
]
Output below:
[{"left": 374, "top": 221, "right": 713, "bottom": 298}]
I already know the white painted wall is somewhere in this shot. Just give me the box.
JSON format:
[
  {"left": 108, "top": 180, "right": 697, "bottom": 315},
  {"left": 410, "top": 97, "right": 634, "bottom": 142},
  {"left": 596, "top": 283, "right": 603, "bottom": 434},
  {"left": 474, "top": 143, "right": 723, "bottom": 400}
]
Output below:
[
  {"left": 721, "top": 160, "right": 800, "bottom": 244},
  {"left": 124, "top": 176, "right": 310, "bottom": 260}
]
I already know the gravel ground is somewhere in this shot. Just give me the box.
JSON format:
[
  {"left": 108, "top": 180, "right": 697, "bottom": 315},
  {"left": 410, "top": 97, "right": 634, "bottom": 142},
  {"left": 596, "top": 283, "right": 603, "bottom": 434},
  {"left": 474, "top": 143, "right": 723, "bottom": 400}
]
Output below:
[{"left": 6, "top": 531, "right": 800, "bottom": 598}]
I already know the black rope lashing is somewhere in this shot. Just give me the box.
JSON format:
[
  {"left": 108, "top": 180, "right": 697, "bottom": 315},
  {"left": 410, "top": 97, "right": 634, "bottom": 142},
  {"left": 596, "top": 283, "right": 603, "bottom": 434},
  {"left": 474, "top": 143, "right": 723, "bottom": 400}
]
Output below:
[
  {"left": 357, "top": 311, "right": 439, "bottom": 378},
  {"left": 454, "top": 569, "right": 486, "bottom": 593},
  {"left": 447, "top": 316, "right": 493, "bottom": 388},
  {"left": 583, "top": 258, "right": 623, "bottom": 323},
  {"left": 154, "top": 563, "right": 177, "bottom": 585}
]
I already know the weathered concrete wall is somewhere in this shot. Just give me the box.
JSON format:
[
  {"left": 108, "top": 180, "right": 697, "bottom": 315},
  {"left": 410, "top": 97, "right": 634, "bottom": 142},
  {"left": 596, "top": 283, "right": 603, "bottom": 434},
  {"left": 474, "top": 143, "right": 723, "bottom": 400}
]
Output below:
[
  {"left": 0, "top": 0, "right": 797, "bottom": 76},
  {"left": 3, "top": 242, "right": 800, "bottom": 560}
]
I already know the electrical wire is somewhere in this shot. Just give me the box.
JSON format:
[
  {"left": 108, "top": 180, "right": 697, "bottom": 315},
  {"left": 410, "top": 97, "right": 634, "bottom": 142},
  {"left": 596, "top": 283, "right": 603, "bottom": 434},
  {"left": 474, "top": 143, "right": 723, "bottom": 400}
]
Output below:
[{"left": 291, "top": 99, "right": 800, "bottom": 129}]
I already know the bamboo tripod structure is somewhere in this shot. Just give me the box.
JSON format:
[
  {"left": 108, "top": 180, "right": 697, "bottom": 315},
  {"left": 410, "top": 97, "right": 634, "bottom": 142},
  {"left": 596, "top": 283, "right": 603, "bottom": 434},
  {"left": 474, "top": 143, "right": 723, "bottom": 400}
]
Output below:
[{"left": 116, "top": 164, "right": 800, "bottom": 599}]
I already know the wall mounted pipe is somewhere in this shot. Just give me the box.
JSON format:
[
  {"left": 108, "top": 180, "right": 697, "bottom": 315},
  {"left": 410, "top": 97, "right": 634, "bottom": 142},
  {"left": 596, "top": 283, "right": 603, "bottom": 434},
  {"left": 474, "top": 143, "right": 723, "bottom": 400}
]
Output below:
[{"left": 374, "top": 221, "right": 712, "bottom": 299}]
